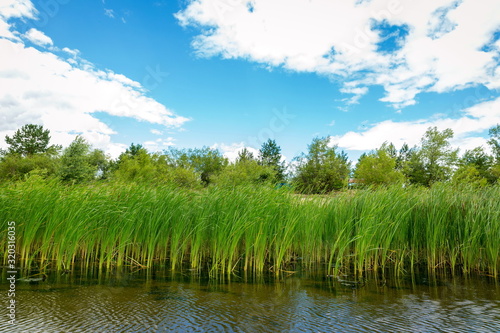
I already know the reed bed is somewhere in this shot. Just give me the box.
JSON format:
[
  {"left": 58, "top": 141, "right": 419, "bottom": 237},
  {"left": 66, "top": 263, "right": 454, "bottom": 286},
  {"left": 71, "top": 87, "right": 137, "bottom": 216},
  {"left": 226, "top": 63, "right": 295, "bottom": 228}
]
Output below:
[{"left": 1, "top": 177, "right": 499, "bottom": 277}]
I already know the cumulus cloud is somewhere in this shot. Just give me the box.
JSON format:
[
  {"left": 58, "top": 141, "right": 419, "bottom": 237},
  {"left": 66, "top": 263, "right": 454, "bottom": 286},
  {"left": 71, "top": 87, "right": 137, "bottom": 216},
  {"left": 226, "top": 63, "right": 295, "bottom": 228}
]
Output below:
[
  {"left": 339, "top": 86, "right": 369, "bottom": 105},
  {"left": 0, "top": 2, "right": 189, "bottom": 157},
  {"left": 23, "top": 28, "right": 52, "bottom": 46},
  {"left": 150, "top": 129, "right": 163, "bottom": 135},
  {"left": 176, "top": 0, "right": 500, "bottom": 108},
  {"left": 0, "top": 0, "right": 37, "bottom": 20},
  {"left": 143, "top": 137, "right": 176, "bottom": 153},
  {"left": 329, "top": 96, "right": 500, "bottom": 153},
  {"left": 0, "top": 0, "right": 37, "bottom": 40},
  {"left": 211, "top": 142, "right": 260, "bottom": 162}
]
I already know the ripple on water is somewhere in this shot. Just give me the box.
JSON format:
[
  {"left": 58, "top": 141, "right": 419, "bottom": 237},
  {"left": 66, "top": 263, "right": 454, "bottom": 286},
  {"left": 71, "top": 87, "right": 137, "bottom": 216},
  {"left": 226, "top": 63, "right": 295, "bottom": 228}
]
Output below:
[{"left": 0, "top": 275, "right": 499, "bottom": 333}]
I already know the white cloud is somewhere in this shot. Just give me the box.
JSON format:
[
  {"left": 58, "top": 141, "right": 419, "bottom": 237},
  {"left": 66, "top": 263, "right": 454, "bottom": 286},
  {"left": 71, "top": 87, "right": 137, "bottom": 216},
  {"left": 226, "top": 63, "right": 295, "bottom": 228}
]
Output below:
[
  {"left": 211, "top": 142, "right": 259, "bottom": 162},
  {"left": 176, "top": 0, "right": 500, "bottom": 108},
  {"left": 0, "top": 18, "right": 13, "bottom": 39},
  {"left": 62, "top": 47, "right": 80, "bottom": 57},
  {"left": 329, "top": 96, "right": 500, "bottom": 153},
  {"left": 143, "top": 137, "right": 176, "bottom": 153},
  {"left": 0, "top": 0, "right": 37, "bottom": 20},
  {"left": 104, "top": 8, "right": 115, "bottom": 19},
  {"left": 105, "top": 72, "right": 142, "bottom": 89},
  {"left": 23, "top": 28, "right": 52, "bottom": 46},
  {"left": 0, "top": 0, "right": 37, "bottom": 40},
  {"left": 150, "top": 129, "right": 163, "bottom": 135},
  {"left": 0, "top": 3, "right": 189, "bottom": 158},
  {"left": 339, "top": 86, "right": 369, "bottom": 105}
]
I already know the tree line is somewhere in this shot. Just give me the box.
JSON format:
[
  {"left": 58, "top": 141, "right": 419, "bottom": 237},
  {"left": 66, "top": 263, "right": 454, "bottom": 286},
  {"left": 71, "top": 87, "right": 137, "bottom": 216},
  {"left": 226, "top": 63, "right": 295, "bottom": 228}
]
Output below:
[{"left": 1, "top": 124, "right": 500, "bottom": 193}]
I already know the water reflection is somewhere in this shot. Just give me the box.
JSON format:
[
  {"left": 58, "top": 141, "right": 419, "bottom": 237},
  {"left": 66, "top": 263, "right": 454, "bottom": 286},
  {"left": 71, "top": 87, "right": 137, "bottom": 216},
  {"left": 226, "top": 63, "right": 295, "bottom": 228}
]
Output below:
[{"left": 1, "top": 268, "right": 499, "bottom": 332}]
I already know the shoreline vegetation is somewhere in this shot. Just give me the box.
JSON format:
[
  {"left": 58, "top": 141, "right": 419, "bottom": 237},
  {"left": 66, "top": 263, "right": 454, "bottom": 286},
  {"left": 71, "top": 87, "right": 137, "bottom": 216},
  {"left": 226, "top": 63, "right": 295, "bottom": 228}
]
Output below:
[
  {"left": 1, "top": 179, "right": 499, "bottom": 278},
  {"left": 1, "top": 123, "right": 500, "bottom": 278}
]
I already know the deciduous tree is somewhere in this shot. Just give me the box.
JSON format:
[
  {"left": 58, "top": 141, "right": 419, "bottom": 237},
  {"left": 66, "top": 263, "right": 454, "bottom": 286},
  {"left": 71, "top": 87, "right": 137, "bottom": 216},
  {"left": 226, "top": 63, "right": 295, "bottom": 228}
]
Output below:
[
  {"left": 404, "top": 127, "right": 458, "bottom": 186},
  {"left": 488, "top": 124, "right": 500, "bottom": 163},
  {"left": 354, "top": 149, "right": 404, "bottom": 186},
  {"left": 59, "top": 136, "right": 108, "bottom": 183},
  {"left": 165, "top": 147, "right": 228, "bottom": 185},
  {"left": 293, "top": 137, "right": 350, "bottom": 193}
]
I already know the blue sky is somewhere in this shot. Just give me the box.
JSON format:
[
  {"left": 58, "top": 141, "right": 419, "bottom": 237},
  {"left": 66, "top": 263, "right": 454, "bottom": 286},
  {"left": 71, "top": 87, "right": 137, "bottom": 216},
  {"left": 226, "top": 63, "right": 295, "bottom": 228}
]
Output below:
[{"left": 1, "top": 0, "right": 500, "bottom": 163}]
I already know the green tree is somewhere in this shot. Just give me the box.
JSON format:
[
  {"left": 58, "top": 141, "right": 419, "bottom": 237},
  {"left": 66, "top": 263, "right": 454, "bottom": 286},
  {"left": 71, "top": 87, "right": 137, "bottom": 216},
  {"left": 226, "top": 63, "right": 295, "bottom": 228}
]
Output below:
[
  {"left": 452, "top": 165, "right": 488, "bottom": 188},
  {"left": 59, "top": 136, "right": 108, "bottom": 183},
  {"left": 237, "top": 148, "right": 255, "bottom": 163},
  {"left": 0, "top": 124, "right": 61, "bottom": 181},
  {"left": 379, "top": 141, "right": 397, "bottom": 159},
  {"left": 486, "top": 125, "right": 500, "bottom": 184},
  {"left": 403, "top": 150, "right": 427, "bottom": 186},
  {"left": 113, "top": 149, "right": 162, "bottom": 183},
  {"left": 421, "top": 127, "right": 458, "bottom": 184},
  {"left": 404, "top": 127, "right": 458, "bottom": 186},
  {"left": 112, "top": 146, "right": 199, "bottom": 187},
  {"left": 88, "top": 149, "right": 110, "bottom": 179},
  {"left": 293, "top": 137, "right": 350, "bottom": 194},
  {"left": 488, "top": 124, "right": 500, "bottom": 163},
  {"left": 214, "top": 159, "right": 274, "bottom": 187},
  {"left": 4, "top": 124, "right": 60, "bottom": 157},
  {"left": 258, "top": 139, "right": 286, "bottom": 182},
  {"left": 124, "top": 143, "right": 146, "bottom": 157},
  {"left": 354, "top": 149, "right": 404, "bottom": 187},
  {"left": 0, "top": 154, "right": 59, "bottom": 182},
  {"left": 453, "top": 146, "right": 495, "bottom": 185},
  {"left": 396, "top": 143, "right": 413, "bottom": 170},
  {"left": 165, "top": 147, "right": 227, "bottom": 186},
  {"left": 165, "top": 166, "right": 201, "bottom": 188},
  {"left": 491, "top": 164, "right": 500, "bottom": 182},
  {"left": 111, "top": 143, "right": 148, "bottom": 174},
  {"left": 461, "top": 147, "right": 491, "bottom": 169}
]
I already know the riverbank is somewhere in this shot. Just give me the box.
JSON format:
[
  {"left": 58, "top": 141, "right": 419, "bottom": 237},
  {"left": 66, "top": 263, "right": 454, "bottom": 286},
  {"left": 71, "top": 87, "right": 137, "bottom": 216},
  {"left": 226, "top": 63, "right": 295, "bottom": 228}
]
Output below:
[{"left": 1, "top": 178, "right": 499, "bottom": 277}]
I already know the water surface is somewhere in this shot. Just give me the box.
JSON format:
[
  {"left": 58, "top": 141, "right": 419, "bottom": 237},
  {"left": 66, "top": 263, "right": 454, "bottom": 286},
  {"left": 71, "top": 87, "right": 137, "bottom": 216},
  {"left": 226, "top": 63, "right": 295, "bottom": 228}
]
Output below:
[{"left": 1, "top": 268, "right": 499, "bottom": 332}]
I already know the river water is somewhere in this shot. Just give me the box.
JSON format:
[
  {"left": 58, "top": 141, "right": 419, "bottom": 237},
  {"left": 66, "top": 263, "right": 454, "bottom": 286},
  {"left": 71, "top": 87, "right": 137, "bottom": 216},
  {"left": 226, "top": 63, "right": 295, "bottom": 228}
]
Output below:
[{"left": 1, "top": 267, "right": 499, "bottom": 332}]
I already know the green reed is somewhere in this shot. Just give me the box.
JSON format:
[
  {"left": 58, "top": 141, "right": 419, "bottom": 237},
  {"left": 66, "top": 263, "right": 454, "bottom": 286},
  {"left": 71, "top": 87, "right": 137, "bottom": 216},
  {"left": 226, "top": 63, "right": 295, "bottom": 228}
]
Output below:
[{"left": 0, "top": 177, "right": 499, "bottom": 277}]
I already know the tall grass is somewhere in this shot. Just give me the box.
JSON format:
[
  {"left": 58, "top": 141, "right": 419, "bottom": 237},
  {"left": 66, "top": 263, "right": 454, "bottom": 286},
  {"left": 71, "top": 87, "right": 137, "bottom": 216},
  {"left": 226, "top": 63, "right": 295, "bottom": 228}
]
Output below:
[{"left": 1, "top": 176, "right": 499, "bottom": 277}]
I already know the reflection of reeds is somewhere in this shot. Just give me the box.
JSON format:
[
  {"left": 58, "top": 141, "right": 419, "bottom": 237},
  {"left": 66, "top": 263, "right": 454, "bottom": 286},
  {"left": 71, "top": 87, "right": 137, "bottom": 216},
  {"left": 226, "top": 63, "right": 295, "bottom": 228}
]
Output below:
[{"left": 1, "top": 178, "right": 499, "bottom": 277}]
